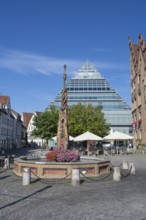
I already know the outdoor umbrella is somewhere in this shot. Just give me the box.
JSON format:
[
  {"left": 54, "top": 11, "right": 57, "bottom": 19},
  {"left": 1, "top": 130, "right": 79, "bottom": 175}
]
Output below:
[
  {"left": 51, "top": 136, "right": 74, "bottom": 141},
  {"left": 74, "top": 131, "right": 102, "bottom": 142},
  {"left": 103, "top": 131, "right": 134, "bottom": 141}
]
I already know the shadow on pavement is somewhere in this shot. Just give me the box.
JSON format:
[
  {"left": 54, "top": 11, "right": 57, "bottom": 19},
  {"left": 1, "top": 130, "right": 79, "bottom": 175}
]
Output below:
[
  {"left": 0, "top": 175, "right": 11, "bottom": 180},
  {"left": 0, "top": 185, "right": 51, "bottom": 210}
]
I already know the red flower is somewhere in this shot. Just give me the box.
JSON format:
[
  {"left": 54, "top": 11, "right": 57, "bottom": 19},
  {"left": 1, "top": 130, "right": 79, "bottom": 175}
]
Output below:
[{"left": 45, "top": 151, "right": 56, "bottom": 161}]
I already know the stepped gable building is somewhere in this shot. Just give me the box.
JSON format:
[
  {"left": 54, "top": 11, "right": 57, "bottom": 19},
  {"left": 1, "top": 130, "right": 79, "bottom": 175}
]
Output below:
[
  {"left": 129, "top": 34, "right": 146, "bottom": 146},
  {"left": 49, "top": 61, "right": 132, "bottom": 135}
]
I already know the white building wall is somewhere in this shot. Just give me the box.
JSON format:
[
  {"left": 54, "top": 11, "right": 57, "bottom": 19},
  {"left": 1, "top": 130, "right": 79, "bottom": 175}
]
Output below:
[
  {"left": 27, "top": 113, "right": 45, "bottom": 147},
  {"left": 0, "top": 98, "right": 27, "bottom": 153}
]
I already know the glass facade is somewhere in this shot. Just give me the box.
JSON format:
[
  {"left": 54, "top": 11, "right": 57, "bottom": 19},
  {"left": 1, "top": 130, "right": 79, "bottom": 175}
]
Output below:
[{"left": 49, "top": 61, "right": 132, "bottom": 134}]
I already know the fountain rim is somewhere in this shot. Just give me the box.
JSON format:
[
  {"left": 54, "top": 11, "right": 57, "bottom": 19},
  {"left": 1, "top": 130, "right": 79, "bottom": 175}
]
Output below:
[{"left": 14, "top": 156, "right": 110, "bottom": 165}]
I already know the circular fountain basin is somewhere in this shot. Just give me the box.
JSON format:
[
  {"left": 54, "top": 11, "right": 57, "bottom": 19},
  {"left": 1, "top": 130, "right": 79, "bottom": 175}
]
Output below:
[{"left": 13, "top": 156, "right": 110, "bottom": 179}]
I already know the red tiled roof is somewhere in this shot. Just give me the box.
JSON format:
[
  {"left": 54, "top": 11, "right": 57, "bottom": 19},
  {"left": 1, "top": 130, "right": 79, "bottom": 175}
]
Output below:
[
  {"left": 22, "top": 112, "right": 33, "bottom": 128},
  {"left": 0, "top": 96, "right": 10, "bottom": 104}
]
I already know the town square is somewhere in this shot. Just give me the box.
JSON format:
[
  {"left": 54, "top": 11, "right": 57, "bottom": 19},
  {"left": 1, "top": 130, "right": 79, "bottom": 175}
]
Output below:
[
  {"left": 0, "top": 148, "right": 146, "bottom": 220},
  {"left": 1, "top": 0, "right": 146, "bottom": 220}
]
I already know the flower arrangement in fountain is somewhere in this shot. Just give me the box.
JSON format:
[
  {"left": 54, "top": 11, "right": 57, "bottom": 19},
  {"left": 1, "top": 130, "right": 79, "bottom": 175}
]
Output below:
[{"left": 45, "top": 148, "right": 79, "bottom": 162}]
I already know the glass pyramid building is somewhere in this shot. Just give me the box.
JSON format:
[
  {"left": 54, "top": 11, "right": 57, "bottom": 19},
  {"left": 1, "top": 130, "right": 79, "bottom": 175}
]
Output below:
[{"left": 49, "top": 61, "right": 132, "bottom": 135}]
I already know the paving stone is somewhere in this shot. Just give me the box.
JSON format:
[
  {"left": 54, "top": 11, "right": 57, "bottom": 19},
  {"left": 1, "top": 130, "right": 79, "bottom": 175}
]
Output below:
[{"left": 0, "top": 148, "right": 146, "bottom": 219}]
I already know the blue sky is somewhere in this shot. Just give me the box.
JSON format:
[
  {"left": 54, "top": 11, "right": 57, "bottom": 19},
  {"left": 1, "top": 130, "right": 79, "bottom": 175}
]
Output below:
[{"left": 0, "top": 0, "right": 146, "bottom": 114}]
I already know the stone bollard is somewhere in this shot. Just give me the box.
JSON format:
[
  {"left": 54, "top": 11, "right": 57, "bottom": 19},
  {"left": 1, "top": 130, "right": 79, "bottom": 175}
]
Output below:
[
  {"left": 4, "top": 158, "right": 10, "bottom": 170},
  {"left": 22, "top": 168, "right": 30, "bottom": 186},
  {"left": 129, "top": 163, "right": 136, "bottom": 175},
  {"left": 122, "top": 160, "right": 129, "bottom": 170},
  {"left": 113, "top": 167, "right": 121, "bottom": 181},
  {"left": 72, "top": 169, "right": 80, "bottom": 186}
]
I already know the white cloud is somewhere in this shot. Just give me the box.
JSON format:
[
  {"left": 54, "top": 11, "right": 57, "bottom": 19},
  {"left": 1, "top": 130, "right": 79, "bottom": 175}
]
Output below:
[
  {"left": 0, "top": 48, "right": 129, "bottom": 76},
  {"left": 0, "top": 49, "right": 80, "bottom": 76}
]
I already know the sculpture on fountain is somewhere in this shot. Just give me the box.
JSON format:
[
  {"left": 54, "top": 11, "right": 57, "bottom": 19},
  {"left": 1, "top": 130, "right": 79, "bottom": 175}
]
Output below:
[{"left": 57, "top": 64, "right": 69, "bottom": 149}]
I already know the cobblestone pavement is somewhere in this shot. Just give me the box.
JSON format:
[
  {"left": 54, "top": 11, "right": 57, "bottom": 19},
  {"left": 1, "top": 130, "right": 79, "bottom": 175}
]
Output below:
[{"left": 0, "top": 149, "right": 146, "bottom": 220}]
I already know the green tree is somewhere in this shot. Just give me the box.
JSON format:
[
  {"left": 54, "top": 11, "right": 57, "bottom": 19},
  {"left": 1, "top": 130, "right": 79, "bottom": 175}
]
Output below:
[
  {"left": 32, "top": 103, "right": 110, "bottom": 142},
  {"left": 68, "top": 103, "right": 110, "bottom": 137},
  {"left": 32, "top": 106, "right": 59, "bottom": 142}
]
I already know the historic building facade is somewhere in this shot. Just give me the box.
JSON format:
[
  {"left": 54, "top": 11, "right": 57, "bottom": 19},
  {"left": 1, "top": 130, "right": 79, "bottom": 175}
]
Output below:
[
  {"left": 0, "top": 96, "right": 27, "bottom": 153},
  {"left": 129, "top": 34, "right": 146, "bottom": 147}
]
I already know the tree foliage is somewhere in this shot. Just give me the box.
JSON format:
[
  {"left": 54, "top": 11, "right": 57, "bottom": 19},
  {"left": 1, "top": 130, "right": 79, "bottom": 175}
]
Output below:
[
  {"left": 31, "top": 106, "right": 59, "bottom": 141},
  {"left": 68, "top": 103, "right": 110, "bottom": 137},
  {"left": 32, "top": 103, "right": 110, "bottom": 141}
]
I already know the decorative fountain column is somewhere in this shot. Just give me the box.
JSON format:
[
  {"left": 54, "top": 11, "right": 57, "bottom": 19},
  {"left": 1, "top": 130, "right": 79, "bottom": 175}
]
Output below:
[
  {"left": 13, "top": 65, "right": 110, "bottom": 180},
  {"left": 57, "top": 64, "right": 69, "bottom": 149}
]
